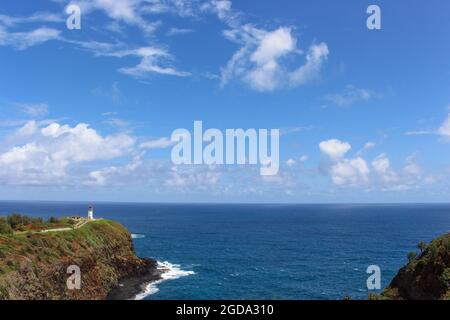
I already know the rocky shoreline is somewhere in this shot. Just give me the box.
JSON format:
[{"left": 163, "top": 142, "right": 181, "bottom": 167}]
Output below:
[{"left": 107, "top": 258, "right": 163, "bottom": 300}]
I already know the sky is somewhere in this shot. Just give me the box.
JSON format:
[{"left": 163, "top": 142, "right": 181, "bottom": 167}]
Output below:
[{"left": 0, "top": 0, "right": 449, "bottom": 203}]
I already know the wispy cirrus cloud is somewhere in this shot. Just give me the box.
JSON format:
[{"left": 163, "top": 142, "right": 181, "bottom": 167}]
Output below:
[
  {"left": 324, "top": 85, "right": 377, "bottom": 107},
  {"left": 404, "top": 112, "right": 450, "bottom": 140},
  {"left": 16, "top": 102, "right": 49, "bottom": 117},
  {"left": 166, "top": 27, "right": 194, "bottom": 36},
  {"left": 0, "top": 12, "right": 63, "bottom": 26},
  {"left": 0, "top": 25, "right": 60, "bottom": 49}
]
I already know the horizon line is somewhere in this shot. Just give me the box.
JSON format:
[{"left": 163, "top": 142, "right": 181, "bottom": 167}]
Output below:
[{"left": 1, "top": 199, "right": 450, "bottom": 206}]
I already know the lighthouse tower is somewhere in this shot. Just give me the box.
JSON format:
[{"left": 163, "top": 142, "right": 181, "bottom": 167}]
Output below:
[{"left": 88, "top": 204, "right": 94, "bottom": 220}]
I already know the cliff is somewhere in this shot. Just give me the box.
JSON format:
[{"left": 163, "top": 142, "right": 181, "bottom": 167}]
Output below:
[
  {"left": 381, "top": 232, "right": 450, "bottom": 300},
  {"left": 0, "top": 219, "right": 159, "bottom": 300}
]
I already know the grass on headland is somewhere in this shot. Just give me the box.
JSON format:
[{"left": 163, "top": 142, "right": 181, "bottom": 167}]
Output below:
[{"left": 0, "top": 216, "right": 124, "bottom": 277}]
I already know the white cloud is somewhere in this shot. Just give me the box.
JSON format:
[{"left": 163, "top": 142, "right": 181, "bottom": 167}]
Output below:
[
  {"left": 70, "top": 0, "right": 159, "bottom": 33},
  {"left": 114, "top": 46, "right": 191, "bottom": 78},
  {"left": 438, "top": 113, "right": 450, "bottom": 138},
  {"left": 207, "top": 1, "right": 329, "bottom": 91},
  {"left": 319, "top": 139, "right": 351, "bottom": 160},
  {"left": 403, "top": 155, "right": 423, "bottom": 177},
  {"left": 139, "top": 137, "right": 173, "bottom": 149},
  {"left": 286, "top": 158, "right": 296, "bottom": 167},
  {"left": 164, "top": 166, "right": 222, "bottom": 189},
  {"left": 67, "top": 42, "right": 190, "bottom": 78},
  {"left": 167, "top": 27, "right": 194, "bottom": 36},
  {"left": 0, "top": 26, "right": 60, "bottom": 49},
  {"left": 357, "top": 141, "right": 376, "bottom": 155},
  {"left": 404, "top": 112, "right": 450, "bottom": 140},
  {"left": 371, "top": 153, "right": 428, "bottom": 191},
  {"left": 86, "top": 153, "right": 144, "bottom": 186},
  {"left": 0, "top": 12, "right": 63, "bottom": 26},
  {"left": 16, "top": 102, "right": 49, "bottom": 117},
  {"left": 142, "top": 0, "right": 197, "bottom": 17},
  {"left": 299, "top": 155, "right": 308, "bottom": 162},
  {"left": 325, "top": 85, "right": 375, "bottom": 107},
  {"left": 245, "top": 27, "right": 296, "bottom": 91},
  {"left": 319, "top": 139, "right": 369, "bottom": 186},
  {"left": 372, "top": 153, "right": 397, "bottom": 183},
  {"left": 288, "top": 42, "right": 329, "bottom": 86},
  {"left": 201, "top": 0, "right": 239, "bottom": 26},
  {"left": 0, "top": 121, "right": 135, "bottom": 185},
  {"left": 329, "top": 157, "right": 369, "bottom": 186},
  {"left": 363, "top": 141, "right": 376, "bottom": 150},
  {"left": 221, "top": 25, "right": 329, "bottom": 91}
]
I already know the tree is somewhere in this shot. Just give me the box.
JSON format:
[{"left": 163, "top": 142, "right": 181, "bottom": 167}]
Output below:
[
  {"left": 6, "top": 214, "right": 29, "bottom": 230},
  {"left": 48, "top": 216, "right": 59, "bottom": 224},
  {"left": 417, "top": 241, "right": 427, "bottom": 254}
]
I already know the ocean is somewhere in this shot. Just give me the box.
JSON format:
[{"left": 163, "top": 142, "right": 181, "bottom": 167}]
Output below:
[{"left": 0, "top": 201, "right": 448, "bottom": 300}]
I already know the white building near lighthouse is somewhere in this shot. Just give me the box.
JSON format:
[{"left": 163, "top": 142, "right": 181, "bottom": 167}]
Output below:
[{"left": 88, "top": 204, "right": 94, "bottom": 220}]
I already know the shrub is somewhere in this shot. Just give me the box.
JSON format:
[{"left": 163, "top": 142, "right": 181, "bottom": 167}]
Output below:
[
  {"left": 0, "top": 218, "right": 13, "bottom": 234},
  {"left": 48, "top": 216, "right": 60, "bottom": 224},
  {"left": 407, "top": 251, "right": 417, "bottom": 263},
  {"left": 417, "top": 241, "right": 427, "bottom": 254}
]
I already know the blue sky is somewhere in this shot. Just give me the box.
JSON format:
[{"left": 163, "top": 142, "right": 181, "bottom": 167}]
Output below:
[{"left": 0, "top": 0, "right": 449, "bottom": 203}]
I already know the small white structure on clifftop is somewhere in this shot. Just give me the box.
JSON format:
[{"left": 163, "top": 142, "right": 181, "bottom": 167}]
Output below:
[{"left": 88, "top": 204, "right": 94, "bottom": 220}]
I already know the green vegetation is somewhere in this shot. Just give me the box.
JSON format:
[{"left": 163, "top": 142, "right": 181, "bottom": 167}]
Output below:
[
  {"left": 0, "top": 214, "right": 76, "bottom": 234},
  {"left": 407, "top": 251, "right": 417, "bottom": 263},
  {"left": 381, "top": 232, "right": 450, "bottom": 300},
  {"left": 0, "top": 218, "right": 143, "bottom": 299}
]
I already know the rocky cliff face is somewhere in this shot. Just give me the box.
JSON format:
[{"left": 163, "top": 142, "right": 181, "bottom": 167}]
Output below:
[
  {"left": 381, "top": 232, "right": 449, "bottom": 300},
  {"left": 0, "top": 220, "right": 159, "bottom": 300}
]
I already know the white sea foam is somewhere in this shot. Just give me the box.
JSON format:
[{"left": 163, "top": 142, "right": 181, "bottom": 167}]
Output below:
[
  {"left": 131, "top": 234, "right": 146, "bottom": 239},
  {"left": 134, "top": 261, "right": 195, "bottom": 300}
]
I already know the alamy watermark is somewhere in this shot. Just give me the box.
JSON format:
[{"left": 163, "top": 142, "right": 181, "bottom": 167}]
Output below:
[
  {"left": 367, "top": 5, "right": 381, "bottom": 30},
  {"left": 65, "top": 4, "right": 381, "bottom": 31},
  {"left": 171, "top": 121, "right": 280, "bottom": 176},
  {"left": 366, "top": 265, "right": 381, "bottom": 290},
  {"left": 66, "top": 265, "right": 81, "bottom": 290},
  {"left": 66, "top": 4, "right": 81, "bottom": 30}
]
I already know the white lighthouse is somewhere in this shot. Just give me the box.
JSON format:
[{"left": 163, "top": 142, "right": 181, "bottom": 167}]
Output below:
[{"left": 88, "top": 204, "right": 94, "bottom": 220}]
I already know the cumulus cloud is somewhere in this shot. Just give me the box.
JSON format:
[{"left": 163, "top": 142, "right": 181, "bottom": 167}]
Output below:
[
  {"left": 319, "top": 139, "right": 351, "bottom": 160},
  {"left": 319, "top": 139, "right": 369, "bottom": 186},
  {"left": 86, "top": 153, "right": 144, "bottom": 186},
  {"left": 371, "top": 153, "right": 427, "bottom": 191},
  {"left": 329, "top": 157, "right": 370, "bottom": 186},
  {"left": 220, "top": 24, "right": 329, "bottom": 91},
  {"left": 319, "top": 138, "right": 431, "bottom": 190},
  {"left": 207, "top": 0, "right": 329, "bottom": 91},
  {"left": 288, "top": 42, "right": 329, "bottom": 86},
  {"left": 0, "top": 121, "right": 135, "bottom": 185},
  {"left": 372, "top": 153, "right": 397, "bottom": 183},
  {"left": 221, "top": 26, "right": 328, "bottom": 91},
  {"left": 286, "top": 159, "right": 296, "bottom": 167},
  {"left": 165, "top": 165, "right": 222, "bottom": 189}
]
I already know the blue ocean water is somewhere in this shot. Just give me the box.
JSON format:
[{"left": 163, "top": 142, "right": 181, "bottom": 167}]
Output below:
[{"left": 0, "top": 201, "right": 448, "bottom": 300}]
